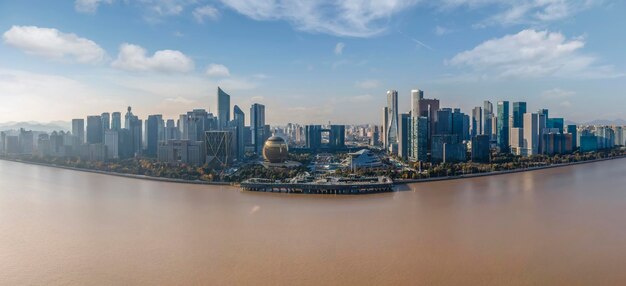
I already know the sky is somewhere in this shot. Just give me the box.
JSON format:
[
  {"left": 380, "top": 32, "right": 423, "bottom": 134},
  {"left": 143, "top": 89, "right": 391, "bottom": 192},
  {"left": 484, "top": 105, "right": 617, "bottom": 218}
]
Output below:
[{"left": 0, "top": 0, "right": 625, "bottom": 125}]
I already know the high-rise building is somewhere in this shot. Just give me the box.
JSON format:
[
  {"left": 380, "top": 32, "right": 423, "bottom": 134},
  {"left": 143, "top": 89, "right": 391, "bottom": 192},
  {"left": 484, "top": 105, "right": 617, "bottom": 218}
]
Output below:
[
  {"left": 512, "top": 102, "right": 527, "bottom": 128},
  {"left": 157, "top": 139, "right": 205, "bottom": 165},
  {"left": 471, "top": 135, "right": 490, "bottom": 163},
  {"left": 250, "top": 103, "right": 266, "bottom": 155},
  {"left": 483, "top": 101, "right": 493, "bottom": 138},
  {"left": 398, "top": 113, "right": 411, "bottom": 160},
  {"left": 451, "top": 108, "right": 467, "bottom": 140},
  {"left": 101, "top": 112, "right": 110, "bottom": 131},
  {"left": 566, "top": 125, "right": 578, "bottom": 148},
  {"left": 72, "top": 119, "right": 85, "bottom": 144},
  {"left": 86, "top": 115, "right": 103, "bottom": 144},
  {"left": 436, "top": 108, "right": 452, "bottom": 135},
  {"left": 125, "top": 107, "right": 142, "bottom": 156},
  {"left": 329, "top": 125, "right": 346, "bottom": 148},
  {"left": 111, "top": 112, "right": 122, "bottom": 131},
  {"left": 510, "top": 127, "right": 524, "bottom": 155},
  {"left": 409, "top": 116, "right": 428, "bottom": 162},
  {"left": 381, "top": 107, "right": 389, "bottom": 148},
  {"left": 104, "top": 130, "right": 119, "bottom": 159},
  {"left": 416, "top": 93, "right": 440, "bottom": 148},
  {"left": 205, "top": 130, "right": 236, "bottom": 168},
  {"left": 410, "top": 89, "right": 424, "bottom": 115},
  {"left": 472, "top": 106, "right": 482, "bottom": 137},
  {"left": 146, "top": 114, "right": 163, "bottom": 157},
  {"left": 233, "top": 105, "right": 245, "bottom": 160},
  {"left": 217, "top": 87, "right": 230, "bottom": 130},
  {"left": 522, "top": 113, "right": 547, "bottom": 156},
  {"left": 497, "top": 101, "right": 510, "bottom": 153},
  {"left": 386, "top": 90, "right": 399, "bottom": 149}
]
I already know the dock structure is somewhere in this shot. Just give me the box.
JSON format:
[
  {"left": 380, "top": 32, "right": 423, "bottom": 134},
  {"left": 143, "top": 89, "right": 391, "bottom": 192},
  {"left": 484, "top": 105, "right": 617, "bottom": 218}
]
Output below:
[{"left": 240, "top": 176, "right": 394, "bottom": 195}]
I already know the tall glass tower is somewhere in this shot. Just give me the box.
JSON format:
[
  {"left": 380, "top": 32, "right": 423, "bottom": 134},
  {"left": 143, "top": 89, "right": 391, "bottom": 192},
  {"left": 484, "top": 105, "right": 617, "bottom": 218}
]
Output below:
[
  {"left": 497, "top": 101, "right": 510, "bottom": 153},
  {"left": 217, "top": 87, "right": 230, "bottom": 130},
  {"left": 512, "top": 102, "right": 527, "bottom": 128},
  {"left": 386, "top": 90, "right": 399, "bottom": 148}
]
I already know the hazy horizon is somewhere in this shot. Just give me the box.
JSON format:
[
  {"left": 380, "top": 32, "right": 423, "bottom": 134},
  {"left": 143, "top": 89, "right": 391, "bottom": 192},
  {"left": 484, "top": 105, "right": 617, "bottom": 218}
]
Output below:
[{"left": 1, "top": 1, "right": 625, "bottom": 125}]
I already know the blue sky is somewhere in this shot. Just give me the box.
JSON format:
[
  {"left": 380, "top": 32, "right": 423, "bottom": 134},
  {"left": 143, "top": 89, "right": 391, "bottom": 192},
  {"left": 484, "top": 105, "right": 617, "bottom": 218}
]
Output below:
[{"left": 0, "top": 0, "right": 624, "bottom": 125}]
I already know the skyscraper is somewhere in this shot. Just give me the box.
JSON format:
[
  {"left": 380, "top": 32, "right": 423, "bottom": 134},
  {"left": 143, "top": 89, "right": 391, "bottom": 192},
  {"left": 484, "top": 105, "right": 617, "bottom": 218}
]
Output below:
[
  {"left": 483, "top": 101, "right": 493, "bottom": 138},
  {"left": 436, "top": 108, "right": 452, "bottom": 135},
  {"left": 398, "top": 113, "right": 411, "bottom": 160},
  {"left": 111, "top": 112, "right": 121, "bottom": 131},
  {"left": 522, "top": 112, "right": 546, "bottom": 156},
  {"left": 86, "top": 115, "right": 103, "bottom": 144},
  {"left": 381, "top": 107, "right": 389, "bottom": 148},
  {"left": 72, "top": 119, "right": 85, "bottom": 144},
  {"left": 146, "top": 114, "right": 163, "bottom": 157},
  {"left": 250, "top": 103, "right": 266, "bottom": 155},
  {"left": 472, "top": 106, "right": 482, "bottom": 137},
  {"left": 512, "top": 102, "right": 526, "bottom": 128},
  {"left": 217, "top": 87, "right": 230, "bottom": 130},
  {"left": 410, "top": 89, "right": 424, "bottom": 115},
  {"left": 233, "top": 105, "right": 245, "bottom": 160},
  {"left": 416, "top": 93, "right": 440, "bottom": 148},
  {"left": 409, "top": 116, "right": 428, "bottom": 162},
  {"left": 125, "top": 106, "right": 142, "bottom": 156},
  {"left": 497, "top": 101, "right": 510, "bottom": 153},
  {"left": 101, "top": 112, "right": 111, "bottom": 130},
  {"left": 386, "top": 90, "right": 399, "bottom": 149}
]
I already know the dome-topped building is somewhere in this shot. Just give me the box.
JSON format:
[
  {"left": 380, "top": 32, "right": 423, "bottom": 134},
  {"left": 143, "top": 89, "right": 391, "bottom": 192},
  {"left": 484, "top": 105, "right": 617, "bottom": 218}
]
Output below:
[{"left": 263, "top": 136, "right": 289, "bottom": 163}]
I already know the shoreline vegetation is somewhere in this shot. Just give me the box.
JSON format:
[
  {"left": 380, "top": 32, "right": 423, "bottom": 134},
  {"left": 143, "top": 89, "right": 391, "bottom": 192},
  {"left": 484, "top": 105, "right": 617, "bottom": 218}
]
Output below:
[{"left": 1, "top": 148, "right": 624, "bottom": 189}]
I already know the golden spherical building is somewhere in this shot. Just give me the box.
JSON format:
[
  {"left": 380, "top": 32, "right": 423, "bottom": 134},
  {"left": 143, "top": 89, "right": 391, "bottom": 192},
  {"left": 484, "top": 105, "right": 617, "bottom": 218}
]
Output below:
[{"left": 263, "top": 136, "right": 289, "bottom": 163}]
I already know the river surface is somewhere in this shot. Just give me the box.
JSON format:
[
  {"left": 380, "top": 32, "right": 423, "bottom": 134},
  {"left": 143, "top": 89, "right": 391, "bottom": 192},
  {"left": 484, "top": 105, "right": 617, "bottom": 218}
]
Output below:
[{"left": 1, "top": 159, "right": 626, "bottom": 285}]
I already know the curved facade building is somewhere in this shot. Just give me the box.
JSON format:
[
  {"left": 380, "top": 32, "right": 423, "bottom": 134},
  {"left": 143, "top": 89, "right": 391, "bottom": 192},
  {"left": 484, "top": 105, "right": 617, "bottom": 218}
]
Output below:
[{"left": 263, "top": 136, "right": 289, "bottom": 163}]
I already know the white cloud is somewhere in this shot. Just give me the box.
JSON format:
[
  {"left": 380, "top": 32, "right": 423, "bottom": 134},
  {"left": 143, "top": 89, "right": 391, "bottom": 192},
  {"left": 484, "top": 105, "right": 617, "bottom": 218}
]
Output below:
[
  {"left": 217, "top": 77, "right": 258, "bottom": 91},
  {"left": 218, "top": 0, "right": 419, "bottom": 37},
  {"left": 193, "top": 5, "right": 220, "bottom": 23},
  {"left": 111, "top": 43, "right": 194, "bottom": 73},
  {"left": 448, "top": 29, "right": 616, "bottom": 79},
  {"left": 75, "top": 0, "right": 112, "bottom": 13},
  {"left": 355, "top": 79, "right": 380, "bottom": 89},
  {"left": 334, "top": 42, "right": 345, "bottom": 55},
  {"left": 2, "top": 25, "right": 106, "bottom": 64},
  {"left": 205, "top": 64, "right": 230, "bottom": 77}
]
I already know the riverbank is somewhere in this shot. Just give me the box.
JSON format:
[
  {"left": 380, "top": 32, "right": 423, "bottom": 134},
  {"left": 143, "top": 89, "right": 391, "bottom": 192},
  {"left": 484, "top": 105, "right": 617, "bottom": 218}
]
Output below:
[
  {"left": 0, "top": 157, "right": 232, "bottom": 186},
  {"left": 393, "top": 155, "right": 626, "bottom": 185},
  {"left": 1, "top": 154, "right": 624, "bottom": 190}
]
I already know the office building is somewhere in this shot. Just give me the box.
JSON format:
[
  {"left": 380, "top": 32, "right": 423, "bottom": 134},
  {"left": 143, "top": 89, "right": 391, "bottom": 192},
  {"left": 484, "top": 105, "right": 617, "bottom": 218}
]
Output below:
[
  {"left": 497, "top": 101, "right": 510, "bottom": 153},
  {"left": 409, "top": 116, "right": 428, "bottom": 162},
  {"left": 205, "top": 131, "right": 236, "bottom": 168},
  {"left": 512, "top": 102, "right": 526, "bottom": 128},
  {"left": 125, "top": 106, "right": 142, "bottom": 156},
  {"left": 381, "top": 107, "right": 389, "bottom": 148},
  {"left": 86, "top": 115, "right": 103, "bottom": 144},
  {"left": 483, "top": 101, "right": 494, "bottom": 139},
  {"left": 471, "top": 135, "right": 490, "bottom": 163},
  {"left": 146, "top": 114, "right": 163, "bottom": 157},
  {"left": 436, "top": 108, "right": 452, "bottom": 135},
  {"left": 510, "top": 127, "right": 524, "bottom": 155},
  {"left": 580, "top": 135, "right": 598, "bottom": 152},
  {"left": 250, "top": 103, "right": 266, "bottom": 155},
  {"left": 101, "top": 112, "right": 110, "bottom": 131},
  {"left": 104, "top": 130, "right": 119, "bottom": 159},
  {"left": 431, "top": 134, "right": 464, "bottom": 163},
  {"left": 472, "top": 106, "right": 482, "bottom": 137},
  {"left": 386, "top": 90, "right": 399, "bottom": 150},
  {"left": 157, "top": 140, "right": 205, "bottom": 165},
  {"left": 72, "top": 119, "right": 85, "bottom": 144},
  {"left": 217, "top": 87, "right": 230, "bottom": 130},
  {"left": 233, "top": 105, "right": 245, "bottom": 160},
  {"left": 415, "top": 93, "right": 440, "bottom": 147},
  {"left": 111, "top": 112, "right": 122, "bottom": 131},
  {"left": 566, "top": 125, "right": 578, "bottom": 148},
  {"left": 398, "top": 113, "right": 411, "bottom": 160},
  {"left": 547, "top": 118, "right": 564, "bottom": 133}
]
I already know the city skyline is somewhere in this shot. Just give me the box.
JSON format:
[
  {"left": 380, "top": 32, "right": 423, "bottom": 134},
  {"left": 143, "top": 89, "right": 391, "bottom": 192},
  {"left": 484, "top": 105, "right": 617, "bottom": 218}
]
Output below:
[{"left": 1, "top": 1, "right": 626, "bottom": 125}]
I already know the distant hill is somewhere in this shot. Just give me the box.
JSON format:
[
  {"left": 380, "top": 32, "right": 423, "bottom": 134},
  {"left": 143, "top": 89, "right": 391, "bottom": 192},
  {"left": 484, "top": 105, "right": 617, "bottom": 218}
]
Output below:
[{"left": 0, "top": 121, "right": 70, "bottom": 133}]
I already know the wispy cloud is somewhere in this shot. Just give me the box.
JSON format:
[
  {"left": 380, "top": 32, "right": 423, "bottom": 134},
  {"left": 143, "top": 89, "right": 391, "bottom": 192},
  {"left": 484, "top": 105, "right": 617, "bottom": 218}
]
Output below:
[
  {"left": 355, "top": 79, "right": 380, "bottom": 89},
  {"left": 205, "top": 63, "right": 230, "bottom": 77},
  {"left": 193, "top": 5, "right": 220, "bottom": 23}
]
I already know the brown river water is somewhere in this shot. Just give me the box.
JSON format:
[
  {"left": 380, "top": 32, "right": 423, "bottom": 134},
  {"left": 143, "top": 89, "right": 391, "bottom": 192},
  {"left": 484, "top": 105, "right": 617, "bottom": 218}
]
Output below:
[{"left": 1, "top": 158, "right": 626, "bottom": 285}]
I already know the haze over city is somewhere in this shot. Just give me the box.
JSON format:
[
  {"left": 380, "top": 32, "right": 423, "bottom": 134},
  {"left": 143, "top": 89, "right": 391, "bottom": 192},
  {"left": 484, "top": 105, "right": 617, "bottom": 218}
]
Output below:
[{"left": 1, "top": 0, "right": 625, "bottom": 125}]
